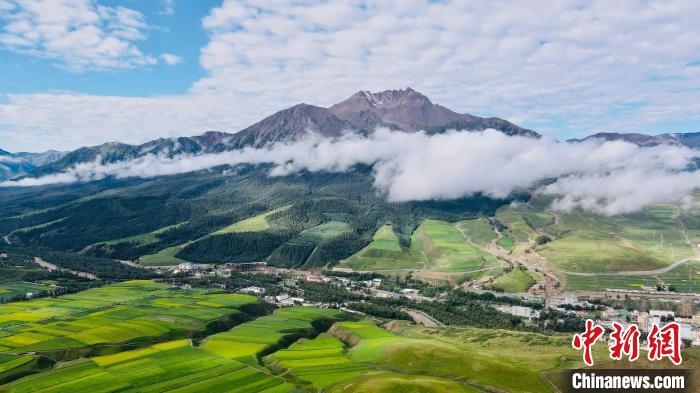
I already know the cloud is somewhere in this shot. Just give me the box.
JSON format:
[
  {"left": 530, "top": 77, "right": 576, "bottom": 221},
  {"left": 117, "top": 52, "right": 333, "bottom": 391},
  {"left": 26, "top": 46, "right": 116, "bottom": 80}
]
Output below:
[
  {"left": 3, "top": 1, "right": 700, "bottom": 151},
  {"left": 2, "top": 129, "right": 698, "bottom": 216},
  {"left": 159, "top": 0, "right": 175, "bottom": 16},
  {"left": 159, "top": 53, "right": 182, "bottom": 65},
  {"left": 0, "top": 0, "right": 156, "bottom": 71}
]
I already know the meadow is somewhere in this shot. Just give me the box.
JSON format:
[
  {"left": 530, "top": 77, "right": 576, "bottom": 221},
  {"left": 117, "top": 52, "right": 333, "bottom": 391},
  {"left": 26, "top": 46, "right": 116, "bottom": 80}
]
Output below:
[
  {"left": 0, "top": 282, "right": 55, "bottom": 303},
  {"left": 492, "top": 266, "right": 540, "bottom": 293},
  {"left": 537, "top": 206, "right": 692, "bottom": 273},
  {"left": 564, "top": 259, "right": 700, "bottom": 292},
  {"left": 340, "top": 225, "right": 420, "bottom": 271}
]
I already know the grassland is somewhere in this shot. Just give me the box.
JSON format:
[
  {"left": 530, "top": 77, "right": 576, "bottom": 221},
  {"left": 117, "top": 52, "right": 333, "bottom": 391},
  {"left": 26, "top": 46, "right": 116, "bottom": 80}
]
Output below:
[
  {"left": 537, "top": 206, "right": 693, "bottom": 273},
  {"left": 455, "top": 218, "right": 496, "bottom": 247},
  {"left": 0, "top": 281, "right": 261, "bottom": 357},
  {"left": 492, "top": 267, "right": 540, "bottom": 293},
  {"left": 341, "top": 225, "right": 420, "bottom": 270},
  {"left": 342, "top": 220, "right": 504, "bottom": 274},
  {"left": 300, "top": 221, "right": 350, "bottom": 239},
  {"left": 563, "top": 259, "right": 699, "bottom": 292},
  {"left": 323, "top": 319, "right": 581, "bottom": 393},
  {"left": 212, "top": 206, "right": 291, "bottom": 235},
  {"left": 138, "top": 242, "right": 192, "bottom": 266},
  {"left": 0, "top": 282, "right": 56, "bottom": 303},
  {"left": 413, "top": 219, "right": 501, "bottom": 272}
]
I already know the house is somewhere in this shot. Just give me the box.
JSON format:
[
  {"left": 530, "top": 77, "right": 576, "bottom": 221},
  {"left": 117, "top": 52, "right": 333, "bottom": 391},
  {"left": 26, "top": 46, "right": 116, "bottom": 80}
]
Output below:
[{"left": 240, "top": 286, "right": 265, "bottom": 295}]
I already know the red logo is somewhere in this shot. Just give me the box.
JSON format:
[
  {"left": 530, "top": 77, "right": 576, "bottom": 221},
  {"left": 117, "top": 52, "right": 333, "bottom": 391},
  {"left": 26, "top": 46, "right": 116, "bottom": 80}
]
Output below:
[
  {"left": 647, "top": 322, "right": 682, "bottom": 365},
  {"left": 609, "top": 322, "right": 640, "bottom": 361},
  {"left": 573, "top": 320, "right": 683, "bottom": 366},
  {"left": 572, "top": 319, "right": 605, "bottom": 366}
]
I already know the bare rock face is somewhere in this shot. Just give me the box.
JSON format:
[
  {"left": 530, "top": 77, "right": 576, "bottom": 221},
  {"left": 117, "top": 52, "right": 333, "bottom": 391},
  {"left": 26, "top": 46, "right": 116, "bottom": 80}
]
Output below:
[{"left": 330, "top": 88, "right": 538, "bottom": 137}]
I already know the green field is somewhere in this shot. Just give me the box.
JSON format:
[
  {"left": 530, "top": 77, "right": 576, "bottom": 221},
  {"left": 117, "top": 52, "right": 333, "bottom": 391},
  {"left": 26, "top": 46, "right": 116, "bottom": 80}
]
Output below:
[
  {"left": 299, "top": 221, "right": 351, "bottom": 239},
  {"left": 342, "top": 220, "right": 503, "bottom": 273},
  {"left": 1, "top": 339, "right": 295, "bottom": 393},
  {"left": 202, "top": 307, "right": 345, "bottom": 364},
  {"left": 537, "top": 206, "right": 691, "bottom": 273},
  {"left": 0, "top": 282, "right": 56, "bottom": 302},
  {"left": 564, "top": 260, "right": 700, "bottom": 292},
  {"left": 323, "top": 319, "right": 580, "bottom": 393},
  {"left": 455, "top": 218, "right": 497, "bottom": 247},
  {"left": 492, "top": 267, "right": 539, "bottom": 293},
  {"left": 138, "top": 242, "right": 192, "bottom": 266},
  {"left": 341, "top": 225, "right": 419, "bottom": 270},
  {"left": 212, "top": 206, "right": 291, "bottom": 235},
  {"left": 265, "top": 333, "right": 372, "bottom": 389},
  {"left": 0, "top": 281, "right": 261, "bottom": 356},
  {"left": 413, "top": 220, "right": 501, "bottom": 272}
]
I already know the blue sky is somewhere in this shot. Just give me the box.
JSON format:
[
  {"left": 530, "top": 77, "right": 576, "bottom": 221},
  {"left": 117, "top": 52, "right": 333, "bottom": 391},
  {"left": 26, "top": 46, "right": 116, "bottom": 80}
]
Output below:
[{"left": 1, "top": 0, "right": 700, "bottom": 152}]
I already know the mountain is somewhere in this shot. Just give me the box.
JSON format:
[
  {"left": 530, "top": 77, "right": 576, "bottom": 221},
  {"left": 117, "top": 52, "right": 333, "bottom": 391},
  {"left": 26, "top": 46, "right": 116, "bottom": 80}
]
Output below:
[
  {"left": 572, "top": 132, "right": 700, "bottom": 148},
  {"left": 229, "top": 104, "right": 353, "bottom": 148},
  {"left": 0, "top": 149, "right": 65, "bottom": 181},
  {"left": 32, "top": 131, "right": 232, "bottom": 176},
  {"left": 19, "top": 88, "right": 540, "bottom": 176},
  {"left": 330, "top": 88, "right": 539, "bottom": 137}
]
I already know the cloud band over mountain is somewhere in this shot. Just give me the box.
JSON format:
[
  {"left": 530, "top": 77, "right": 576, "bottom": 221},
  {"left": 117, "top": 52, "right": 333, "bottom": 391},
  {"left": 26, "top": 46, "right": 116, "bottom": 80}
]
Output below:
[{"left": 2, "top": 129, "right": 698, "bottom": 215}]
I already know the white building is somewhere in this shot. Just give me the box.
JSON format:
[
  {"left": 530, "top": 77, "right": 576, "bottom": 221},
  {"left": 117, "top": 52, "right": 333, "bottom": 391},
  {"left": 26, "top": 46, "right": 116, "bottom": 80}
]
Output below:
[{"left": 240, "top": 286, "right": 265, "bottom": 295}]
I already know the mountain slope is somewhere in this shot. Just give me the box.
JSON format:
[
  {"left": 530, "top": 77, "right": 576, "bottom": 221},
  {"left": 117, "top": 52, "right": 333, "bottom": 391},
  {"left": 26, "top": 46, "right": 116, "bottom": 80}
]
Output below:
[
  {"left": 573, "top": 131, "right": 700, "bottom": 148},
  {"left": 330, "top": 88, "right": 538, "bottom": 137},
  {"left": 16, "top": 88, "right": 540, "bottom": 176},
  {"left": 0, "top": 149, "right": 65, "bottom": 181}
]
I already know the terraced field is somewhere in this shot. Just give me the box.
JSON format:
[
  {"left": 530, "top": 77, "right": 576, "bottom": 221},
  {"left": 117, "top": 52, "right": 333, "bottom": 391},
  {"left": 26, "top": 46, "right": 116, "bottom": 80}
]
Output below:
[
  {"left": 202, "top": 307, "right": 344, "bottom": 364},
  {"left": 0, "top": 306, "right": 344, "bottom": 393},
  {"left": 0, "top": 281, "right": 262, "bottom": 357},
  {"left": 0, "top": 339, "right": 295, "bottom": 393},
  {"left": 265, "top": 333, "right": 373, "bottom": 389}
]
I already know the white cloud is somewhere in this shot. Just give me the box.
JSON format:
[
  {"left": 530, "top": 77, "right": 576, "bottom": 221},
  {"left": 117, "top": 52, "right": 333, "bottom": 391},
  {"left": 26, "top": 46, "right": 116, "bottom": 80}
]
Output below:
[
  {"left": 0, "top": 0, "right": 156, "bottom": 71},
  {"left": 3, "top": 129, "right": 698, "bottom": 216},
  {"left": 2, "top": 1, "right": 700, "bottom": 151},
  {"left": 159, "top": 0, "right": 175, "bottom": 16},
  {"left": 159, "top": 53, "right": 182, "bottom": 65}
]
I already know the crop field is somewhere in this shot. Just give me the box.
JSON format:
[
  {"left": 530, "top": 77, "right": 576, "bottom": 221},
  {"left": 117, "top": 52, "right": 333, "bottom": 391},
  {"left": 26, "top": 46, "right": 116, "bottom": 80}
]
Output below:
[
  {"left": 413, "top": 220, "right": 501, "bottom": 272},
  {"left": 0, "top": 282, "right": 55, "bottom": 302},
  {"left": 202, "top": 307, "right": 345, "bottom": 364},
  {"left": 564, "top": 259, "right": 700, "bottom": 292},
  {"left": 341, "top": 225, "right": 420, "bottom": 271},
  {"left": 0, "top": 339, "right": 295, "bottom": 393},
  {"left": 492, "top": 267, "right": 540, "bottom": 293},
  {"left": 455, "top": 218, "right": 496, "bottom": 247},
  {"left": 537, "top": 206, "right": 692, "bottom": 273},
  {"left": 0, "top": 281, "right": 261, "bottom": 356}
]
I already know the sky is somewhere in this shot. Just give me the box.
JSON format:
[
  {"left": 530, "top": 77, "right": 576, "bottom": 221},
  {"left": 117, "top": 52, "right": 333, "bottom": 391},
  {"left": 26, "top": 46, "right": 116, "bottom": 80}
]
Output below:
[{"left": 1, "top": 0, "right": 700, "bottom": 152}]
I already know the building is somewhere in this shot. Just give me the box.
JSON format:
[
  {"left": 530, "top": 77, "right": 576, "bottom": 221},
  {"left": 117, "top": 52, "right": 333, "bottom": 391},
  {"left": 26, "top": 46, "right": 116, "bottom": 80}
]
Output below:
[
  {"left": 239, "top": 286, "right": 265, "bottom": 295},
  {"left": 177, "top": 263, "right": 194, "bottom": 272},
  {"left": 224, "top": 262, "right": 267, "bottom": 272}
]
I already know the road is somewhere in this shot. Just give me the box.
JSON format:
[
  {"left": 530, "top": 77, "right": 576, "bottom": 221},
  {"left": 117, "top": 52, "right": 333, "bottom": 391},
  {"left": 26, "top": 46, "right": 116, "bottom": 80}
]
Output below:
[
  {"left": 34, "top": 257, "right": 98, "bottom": 280},
  {"left": 403, "top": 308, "right": 443, "bottom": 327}
]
